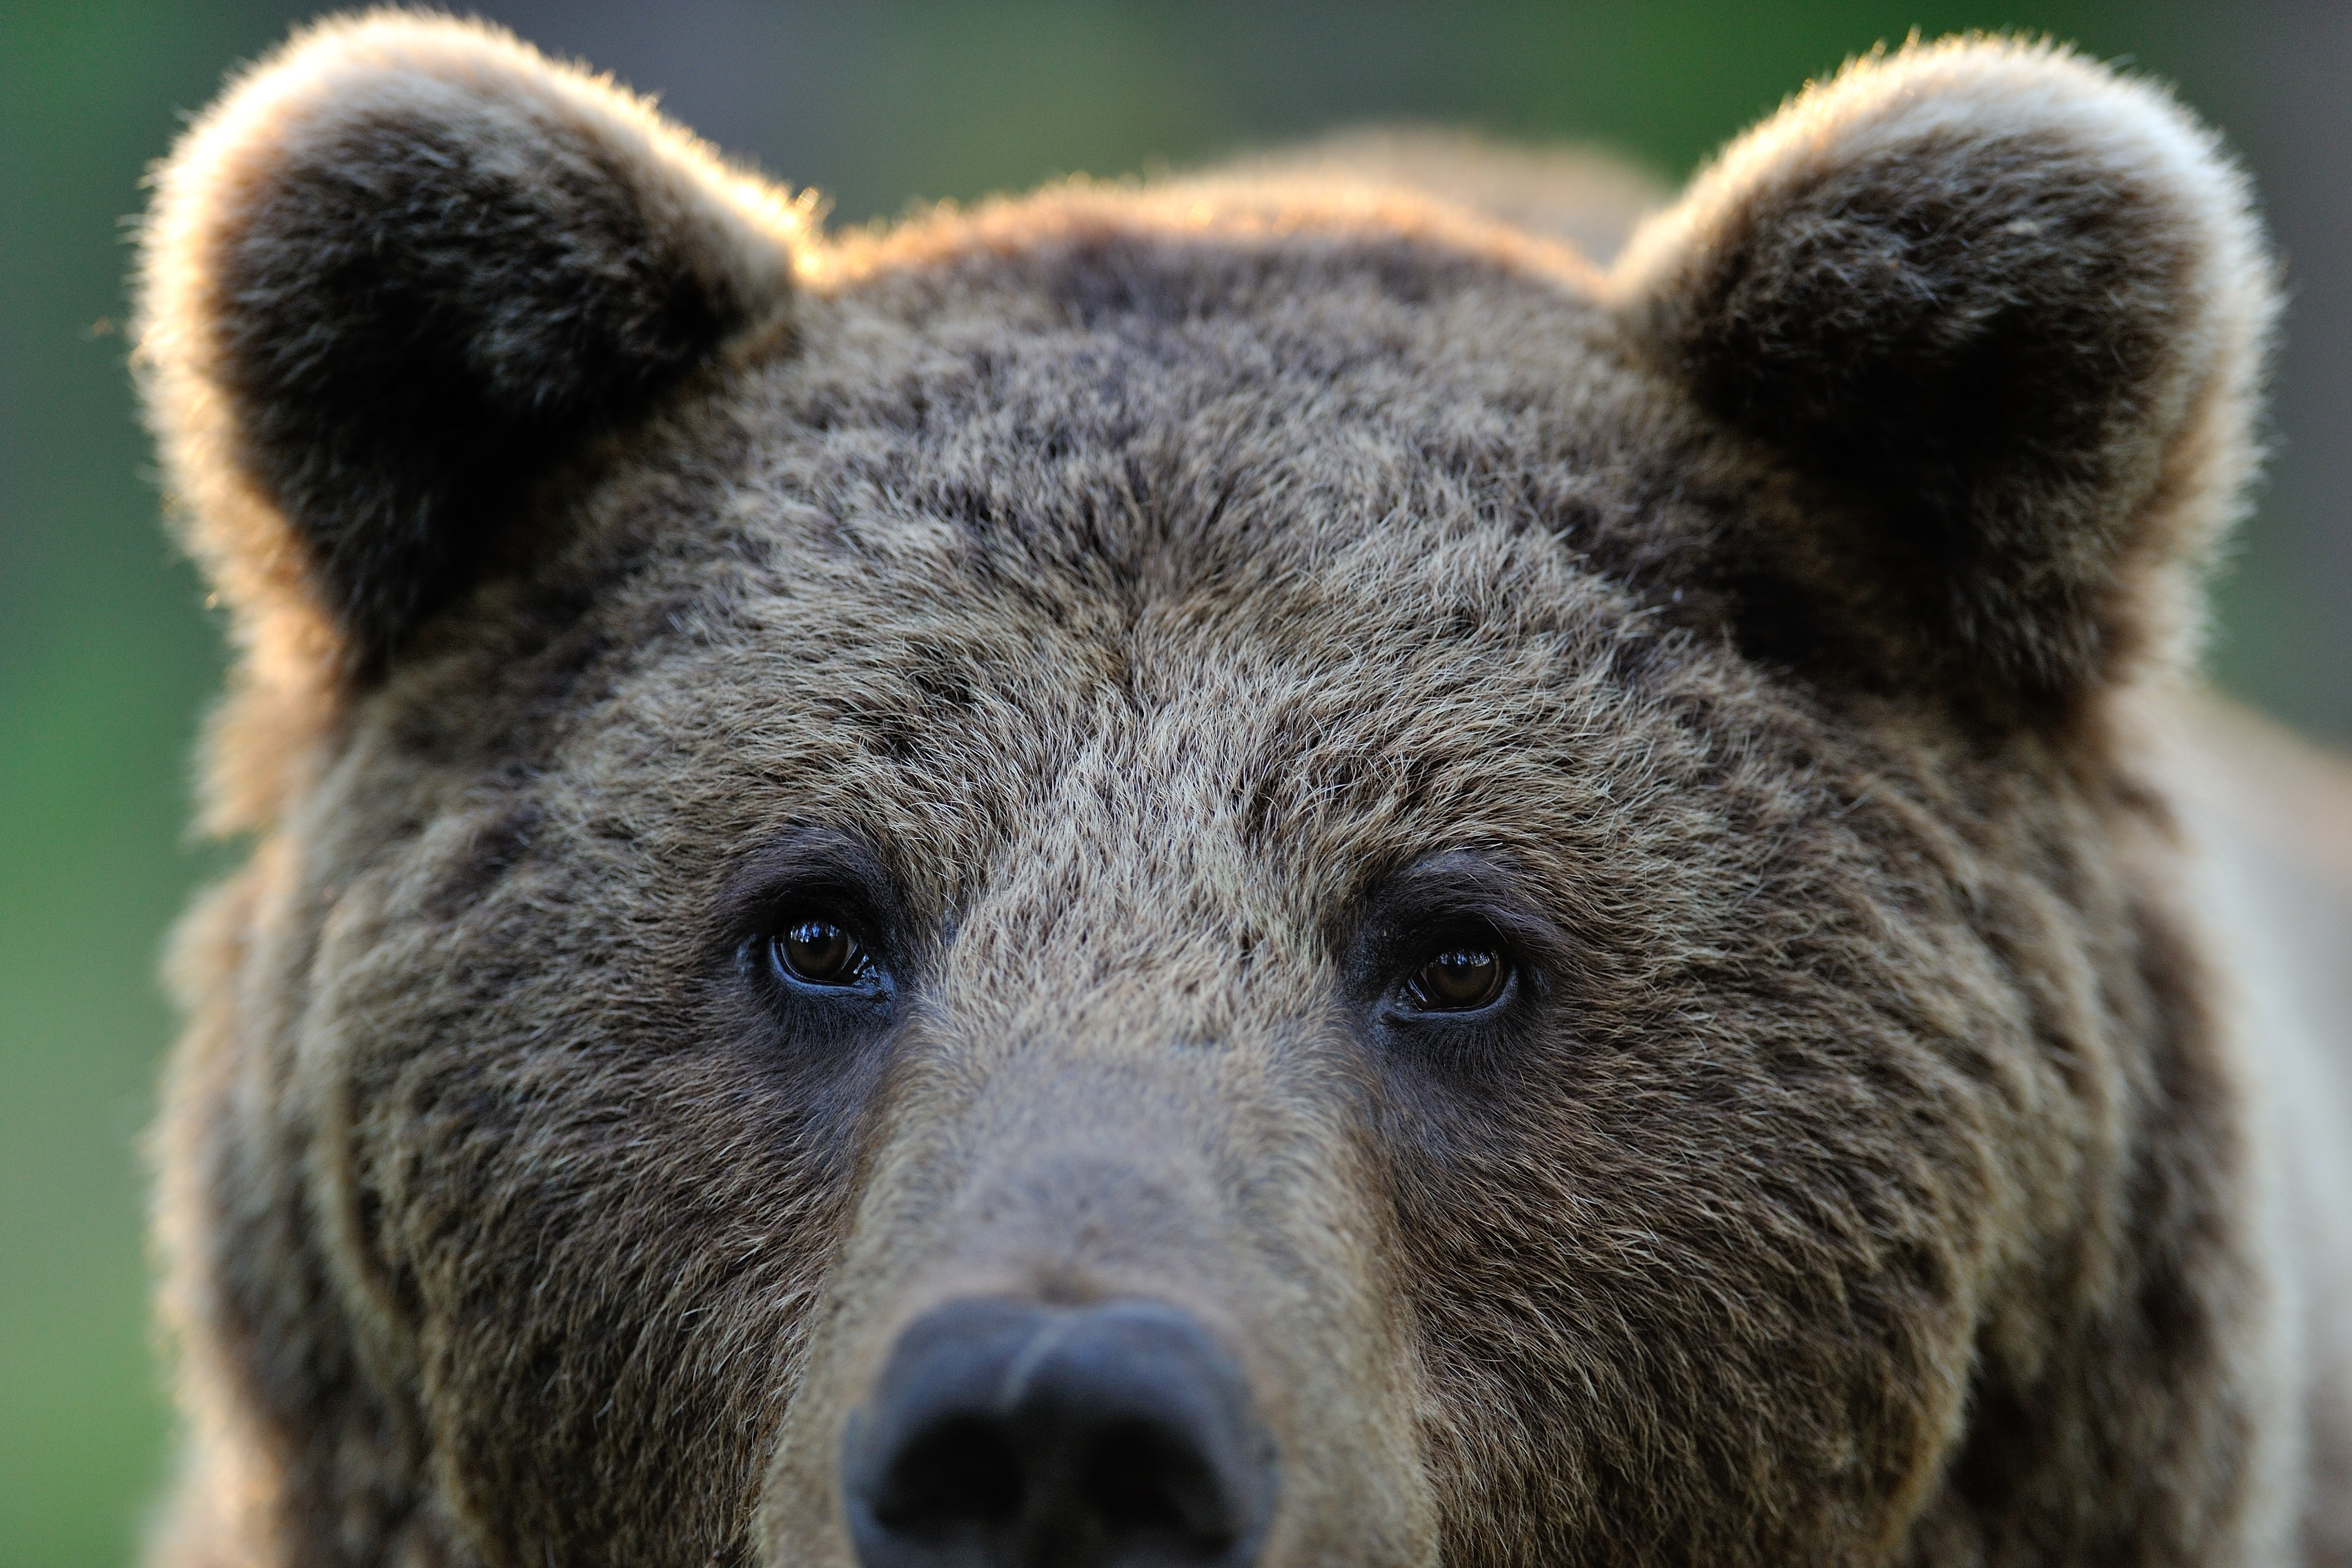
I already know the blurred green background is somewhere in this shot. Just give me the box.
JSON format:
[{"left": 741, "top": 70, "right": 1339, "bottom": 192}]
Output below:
[{"left": 2, "top": 3, "right": 2343, "bottom": 1564}]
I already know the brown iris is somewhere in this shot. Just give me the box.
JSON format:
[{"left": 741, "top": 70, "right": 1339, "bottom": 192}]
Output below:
[
  {"left": 1409, "top": 947, "right": 1508, "bottom": 1011},
  {"left": 773, "top": 920, "right": 867, "bottom": 987}
]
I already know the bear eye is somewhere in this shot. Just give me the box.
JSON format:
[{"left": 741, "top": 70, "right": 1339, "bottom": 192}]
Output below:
[
  {"left": 1404, "top": 946, "right": 1509, "bottom": 1013},
  {"left": 770, "top": 920, "right": 873, "bottom": 989}
]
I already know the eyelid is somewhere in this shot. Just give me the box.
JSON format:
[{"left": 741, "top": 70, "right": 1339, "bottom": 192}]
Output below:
[
  {"left": 716, "top": 831, "right": 907, "bottom": 964},
  {"left": 1348, "top": 855, "right": 1562, "bottom": 1011},
  {"left": 1368, "top": 908, "right": 1538, "bottom": 976}
]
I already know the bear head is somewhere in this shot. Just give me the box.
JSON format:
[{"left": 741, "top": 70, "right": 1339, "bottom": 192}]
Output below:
[{"left": 136, "top": 14, "right": 2280, "bottom": 1568}]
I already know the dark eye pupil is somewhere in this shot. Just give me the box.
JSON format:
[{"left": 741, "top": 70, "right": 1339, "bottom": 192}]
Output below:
[
  {"left": 1416, "top": 948, "right": 1504, "bottom": 1010},
  {"left": 778, "top": 921, "right": 860, "bottom": 985}
]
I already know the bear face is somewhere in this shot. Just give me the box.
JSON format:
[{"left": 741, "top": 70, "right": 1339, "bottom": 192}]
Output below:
[{"left": 138, "top": 15, "right": 2299, "bottom": 1568}]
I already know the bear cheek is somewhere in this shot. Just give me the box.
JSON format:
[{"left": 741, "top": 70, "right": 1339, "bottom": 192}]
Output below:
[
  {"left": 1339, "top": 825, "right": 2030, "bottom": 1561},
  {"left": 302, "top": 829, "right": 850, "bottom": 1567},
  {"left": 1372, "top": 1024, "right": 1986, "bottom": 1558}
]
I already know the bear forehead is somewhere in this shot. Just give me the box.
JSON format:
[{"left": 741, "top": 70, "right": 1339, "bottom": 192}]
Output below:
[{"left": 386, "top": 224, "right": 1837, "bottom": 926}]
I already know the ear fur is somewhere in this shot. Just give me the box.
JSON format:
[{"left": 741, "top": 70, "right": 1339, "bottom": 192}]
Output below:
[
  {"left": 1613, "top": 37, "right": 2275, "bottom": 711},
  {"left": 136, "top": 9, "right": 804, "bottom": 680}
]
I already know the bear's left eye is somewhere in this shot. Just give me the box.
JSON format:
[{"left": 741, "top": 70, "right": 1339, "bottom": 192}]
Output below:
[
  {"left": 770, "top": 920, "right": 876, "bottom": 990},
  {"left": 1403, "top": 946, "right": 1510, "bottom": 1013}
]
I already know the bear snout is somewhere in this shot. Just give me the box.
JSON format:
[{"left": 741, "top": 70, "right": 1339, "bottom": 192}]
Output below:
[{"left": 842, "top": 1296, "right": 1277, "bottom": 1568}]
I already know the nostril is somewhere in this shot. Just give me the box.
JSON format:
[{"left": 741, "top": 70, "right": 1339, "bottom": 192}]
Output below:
[
  {"left": 1083, "top": 1420, "right": 1230, "bottom": 1547},
  {"left": 872, "top": 1415, "right": 1024, "bottom": 1539},
  {"left": 844, "top": 1298, "right": 1276, "bottom": 1568}
]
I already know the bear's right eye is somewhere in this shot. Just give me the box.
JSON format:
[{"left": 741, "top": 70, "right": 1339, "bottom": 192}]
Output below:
[{"left": 770, "top": 920, "right": 875, "bottom": 989}]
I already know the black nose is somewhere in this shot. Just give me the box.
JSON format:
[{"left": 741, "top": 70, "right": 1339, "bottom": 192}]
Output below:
[{"left": 842, "top": 1298, "right": 1277, "bottom": 1568}]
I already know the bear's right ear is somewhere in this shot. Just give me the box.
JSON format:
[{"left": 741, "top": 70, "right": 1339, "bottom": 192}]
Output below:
[{"left": 137, "top": 12, "right": 804, "bottom": 681}]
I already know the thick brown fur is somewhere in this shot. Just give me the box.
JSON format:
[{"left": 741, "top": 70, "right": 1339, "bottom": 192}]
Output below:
[{"left": 136, "top": 13, "right": 2346, "bottom": 1568}]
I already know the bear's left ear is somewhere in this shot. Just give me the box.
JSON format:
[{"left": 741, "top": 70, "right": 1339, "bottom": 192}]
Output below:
[
  {"left": 138, "top": 13, "right": 804, "bottom": 680},
  {"left": 1612, "top": 37, "right": 2275, "bottom": 714}
]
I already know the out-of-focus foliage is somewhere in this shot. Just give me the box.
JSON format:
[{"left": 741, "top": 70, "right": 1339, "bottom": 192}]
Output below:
[{"left": 1, "top": 4, "right": 2340, "bottom": 1565}]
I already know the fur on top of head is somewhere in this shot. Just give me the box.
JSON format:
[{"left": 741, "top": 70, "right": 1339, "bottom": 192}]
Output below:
[{"left": 136, "top": 16, "right": 2274, "bottom": 813}]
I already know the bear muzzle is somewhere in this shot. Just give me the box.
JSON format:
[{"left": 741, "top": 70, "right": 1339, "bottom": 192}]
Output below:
[{"left": 759, "top": 1041, "right": 1434, "bottom": 1568}]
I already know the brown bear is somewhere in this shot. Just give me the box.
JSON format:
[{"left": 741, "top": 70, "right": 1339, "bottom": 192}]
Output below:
[{"left": 134, "top": 11, "right": 2352, "bottom": 1567}]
